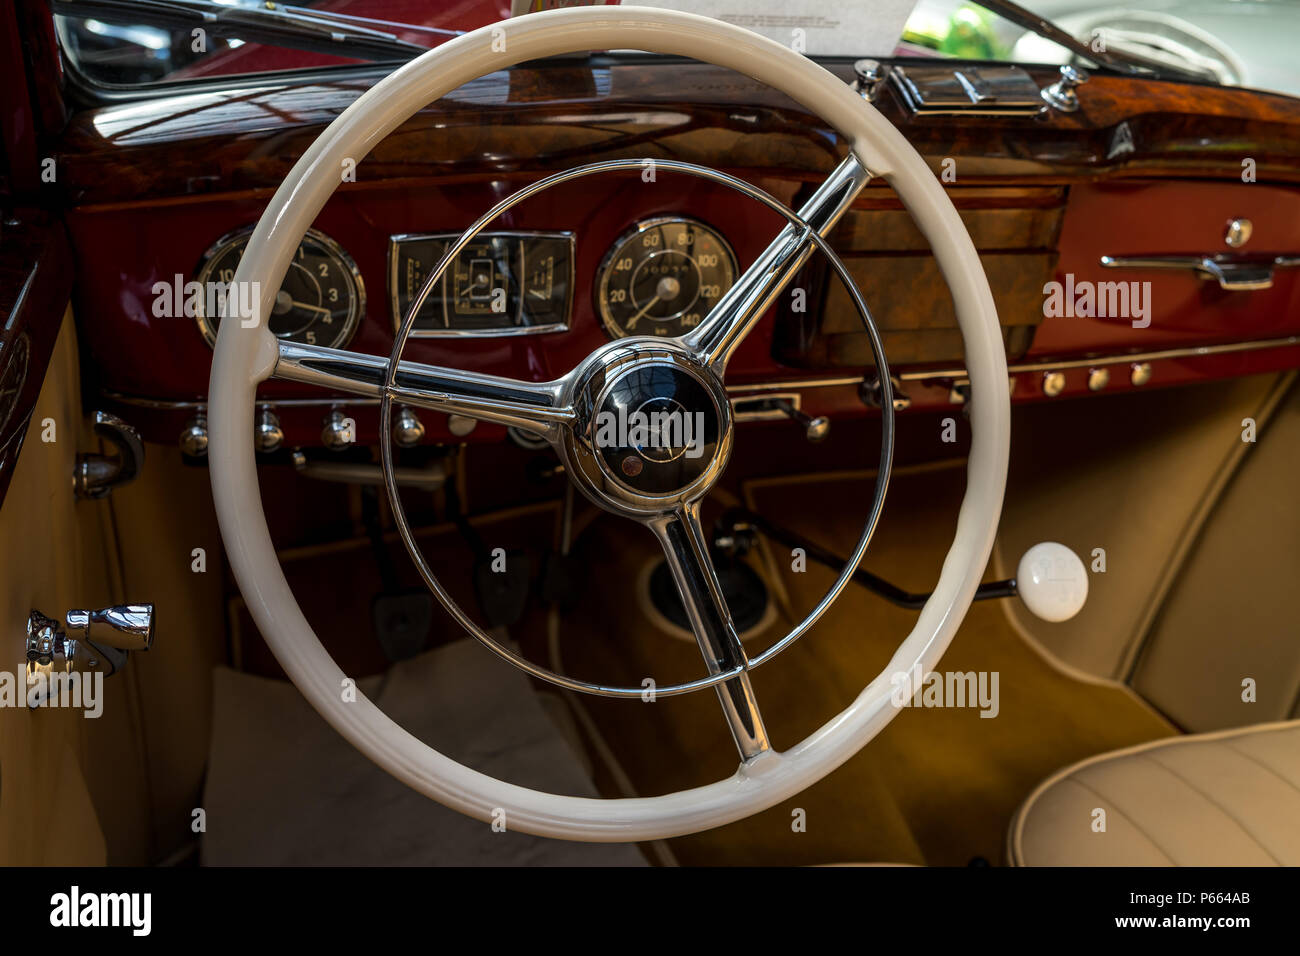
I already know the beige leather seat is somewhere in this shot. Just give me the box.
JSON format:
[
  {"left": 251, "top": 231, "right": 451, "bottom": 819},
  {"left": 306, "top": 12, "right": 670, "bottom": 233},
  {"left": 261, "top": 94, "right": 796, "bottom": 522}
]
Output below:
[{"left": 1009, "top": 720, "right": 1300, "bottom": 866}]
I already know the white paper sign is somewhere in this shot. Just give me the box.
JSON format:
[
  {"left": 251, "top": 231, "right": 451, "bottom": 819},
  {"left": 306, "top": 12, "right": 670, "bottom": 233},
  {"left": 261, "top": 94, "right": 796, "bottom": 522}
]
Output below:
[
  {"left": 511, "top": 0, "right": 618, "bottom": 14},
  {"left": 624, "top": 0, "right": 917, "bottom": 57}
]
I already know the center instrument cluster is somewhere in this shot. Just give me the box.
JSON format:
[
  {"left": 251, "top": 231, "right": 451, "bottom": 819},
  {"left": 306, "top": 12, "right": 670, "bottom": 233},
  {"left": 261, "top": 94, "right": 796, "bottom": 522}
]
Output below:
[
  {"left": 190, "top": 216, "right": 739, "bottom": 350},
  {"left": 389, "top": 231, "right": 575, "bottom": 336}
]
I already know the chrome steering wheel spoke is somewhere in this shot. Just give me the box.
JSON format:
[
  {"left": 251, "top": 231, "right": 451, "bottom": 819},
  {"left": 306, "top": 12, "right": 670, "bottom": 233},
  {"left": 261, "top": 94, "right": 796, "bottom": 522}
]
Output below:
[
  {"left": 349, "top": 154, "right": 893, "bottom": 708},
  {"left": 648, "top": 503, "right": 770, "bottom": 761},
  {"left": 680, "top": 153, "right": 871, "bottom": 372},
  {"left": 274, "top": 339, "right": 573, "bottom": 441}
]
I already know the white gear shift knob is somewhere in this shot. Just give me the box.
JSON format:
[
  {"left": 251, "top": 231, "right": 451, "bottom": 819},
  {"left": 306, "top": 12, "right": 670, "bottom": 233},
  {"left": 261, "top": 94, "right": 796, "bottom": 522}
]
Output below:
[{"left": 1016, "top": 542, "right": 1088, "bottom": 622}]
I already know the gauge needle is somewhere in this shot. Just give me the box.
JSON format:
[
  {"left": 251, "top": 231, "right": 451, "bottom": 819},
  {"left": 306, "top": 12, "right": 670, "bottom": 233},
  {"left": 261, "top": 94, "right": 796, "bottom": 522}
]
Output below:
[
  {"left": 273, "top": 288, "right": 333, "bottom": 317},
  {"left": 625, "top": 295, "right": 661, "bottom": 330},
  {"left": 289, "top": 300, "right": 332, "bottom": 315}
]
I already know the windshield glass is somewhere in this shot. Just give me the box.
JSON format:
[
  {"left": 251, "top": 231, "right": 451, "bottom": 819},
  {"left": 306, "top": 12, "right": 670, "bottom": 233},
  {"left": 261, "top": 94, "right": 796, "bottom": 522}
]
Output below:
[
  {"left": 54, "top": 0, "right": 1300, "bottom": 99},
  {"left": 55, "top": 0, "right": 505, "bottom": 86}
]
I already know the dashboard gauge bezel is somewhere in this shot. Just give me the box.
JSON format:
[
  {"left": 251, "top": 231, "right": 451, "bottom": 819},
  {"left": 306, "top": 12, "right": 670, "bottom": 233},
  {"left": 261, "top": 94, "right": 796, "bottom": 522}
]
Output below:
[
  {"left": 387, "top": 230, "right": 576, "bottom": 338},
  {"left": 193, "top": 226, "right": 366, "bottom": 350},
  {"left": 595, "top": 215, "right": 738, "bottom": 341}
]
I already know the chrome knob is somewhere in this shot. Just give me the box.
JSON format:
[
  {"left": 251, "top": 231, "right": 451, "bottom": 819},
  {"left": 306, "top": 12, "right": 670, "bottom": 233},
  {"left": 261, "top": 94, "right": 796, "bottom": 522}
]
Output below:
[
  {"left": 65, "top": 604, "right": 155, "bottom": 652},
  {"left": 774, "top": 399, "right": 830, "bottom": 443},
  {"left": 255, "top": 407, "right": 283, "bottom": 453},
  {"left": 1041, "top": 65, "right": 1088, "bottom": 113},
  {"left": 321, "top": 409, "right": 356, "bottom": 451},
  {"left": 852, "top": 58, "right": 888, "bottom": 98},
  {"left": 393, "top": 406, "right": 425, "bottom": 447},
  {"left": 179, "top": 414, "right": 209, "bottom": 457},
  {"left": 447, "top": 414, "right": 477, "bottom": 438}
]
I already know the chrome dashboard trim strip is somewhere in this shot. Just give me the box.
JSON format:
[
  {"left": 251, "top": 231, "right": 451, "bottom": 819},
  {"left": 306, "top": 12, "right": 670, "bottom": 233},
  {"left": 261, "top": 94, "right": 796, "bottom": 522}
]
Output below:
[
  {"left": 724, "top": 334, "right": 1300, "bottom": 393},
  {"left": 100, "top": 334, "right": 1300, "bottom": 410}
]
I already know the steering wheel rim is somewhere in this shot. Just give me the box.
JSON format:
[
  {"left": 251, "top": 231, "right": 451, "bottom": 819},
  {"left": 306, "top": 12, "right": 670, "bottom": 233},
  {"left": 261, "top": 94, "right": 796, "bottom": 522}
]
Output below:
[{"left": 208, "top": 6, "right": 1010, "bottom": 842}]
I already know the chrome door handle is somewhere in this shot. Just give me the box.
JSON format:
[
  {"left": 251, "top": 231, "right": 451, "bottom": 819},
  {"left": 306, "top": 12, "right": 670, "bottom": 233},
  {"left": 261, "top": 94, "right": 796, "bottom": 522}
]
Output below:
[
  {"left": 26, "top": 604, "right": 155, "bottom": 685},
  {"left": 1099, "top": 254, "right": 1300, "bottom": 292},
  {"left": 65, "top": 604, "right": 155, "bottom": 652}
]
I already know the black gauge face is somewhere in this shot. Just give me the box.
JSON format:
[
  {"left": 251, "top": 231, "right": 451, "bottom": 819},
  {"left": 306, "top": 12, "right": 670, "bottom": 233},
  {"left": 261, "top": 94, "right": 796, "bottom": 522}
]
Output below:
[
  {"left": 597, "top": 218, "right": 737, "bottom": 339},
  {"left": 194, "top": 228, "right": 365, "bottom": 349}
]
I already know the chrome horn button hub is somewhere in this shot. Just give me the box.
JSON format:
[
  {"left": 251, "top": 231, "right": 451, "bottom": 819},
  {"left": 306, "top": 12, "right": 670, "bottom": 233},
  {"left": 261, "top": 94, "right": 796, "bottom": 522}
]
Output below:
[{"left": 562, "top": 341, "right": 732, "bottom": 517}]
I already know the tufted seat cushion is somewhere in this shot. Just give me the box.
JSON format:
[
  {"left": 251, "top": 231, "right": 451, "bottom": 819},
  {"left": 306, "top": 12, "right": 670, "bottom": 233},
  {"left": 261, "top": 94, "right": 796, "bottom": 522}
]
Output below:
[{"left": 1008, "top": 720, "right": 1300, "bottom": 866}]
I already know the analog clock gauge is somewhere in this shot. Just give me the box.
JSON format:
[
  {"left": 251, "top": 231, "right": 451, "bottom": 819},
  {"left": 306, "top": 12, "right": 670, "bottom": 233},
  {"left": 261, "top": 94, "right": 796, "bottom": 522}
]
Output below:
[
  {"left": 596, "top": 217, "right": 737, "bottom": 339},
  {"left": 194, "top": 227, "right": 365, "bottom": 349}
]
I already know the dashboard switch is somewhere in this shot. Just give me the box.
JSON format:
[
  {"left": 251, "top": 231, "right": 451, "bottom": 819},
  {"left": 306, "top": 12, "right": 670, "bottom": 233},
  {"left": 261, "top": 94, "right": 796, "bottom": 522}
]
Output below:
[
  {"left": 179, "top": 413, "right": 209, "bottom": 457},
  {"left": 393, "top": 406, "right": 425, "bottom": 447},
  {"left": 773, "top": 399, "right": 830, "bottom": 443},
  {"left": 448, "top": 414, "right": 477, "bottom": 438},
  {"left": 255, "top": 407, "right": 284, "bottom": 453},
  {"left": 322, "top": 409, "right": 356, "bottom": 451}
]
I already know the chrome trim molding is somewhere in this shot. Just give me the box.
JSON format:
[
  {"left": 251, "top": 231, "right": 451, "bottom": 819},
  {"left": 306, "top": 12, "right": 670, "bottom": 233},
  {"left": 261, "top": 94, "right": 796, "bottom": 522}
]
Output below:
[
  {"left": 1100, "top": 253, "right": 1300, "bottom": 292},
  {"left": 731, "top": 391, "right": 803, "bottom": 422},
  {"left": 100, "top": 333, "right": 1300, "bottom": 412},
  {"left": 723, "top": 334, "right": 1300, "bottom": 394}
]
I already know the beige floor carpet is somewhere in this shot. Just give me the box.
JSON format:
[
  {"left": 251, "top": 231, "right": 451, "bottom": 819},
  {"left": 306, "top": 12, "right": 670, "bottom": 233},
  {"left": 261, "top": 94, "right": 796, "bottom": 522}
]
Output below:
[{"left": 553, "top": 463, "right": 1176, "bottom": 865}]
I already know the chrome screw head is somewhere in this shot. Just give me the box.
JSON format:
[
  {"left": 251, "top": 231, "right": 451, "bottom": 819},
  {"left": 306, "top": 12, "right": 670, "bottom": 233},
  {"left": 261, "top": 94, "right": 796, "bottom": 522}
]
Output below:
[{"left": 1224, "top": 218, "right": 1253, "bottom": 249}]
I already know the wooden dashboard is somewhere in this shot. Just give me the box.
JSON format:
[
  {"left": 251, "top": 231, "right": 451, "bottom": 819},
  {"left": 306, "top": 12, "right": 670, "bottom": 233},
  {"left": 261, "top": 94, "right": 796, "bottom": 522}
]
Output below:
[{"left": 45, "top": 57, "right": 1300, "bottom": 448}]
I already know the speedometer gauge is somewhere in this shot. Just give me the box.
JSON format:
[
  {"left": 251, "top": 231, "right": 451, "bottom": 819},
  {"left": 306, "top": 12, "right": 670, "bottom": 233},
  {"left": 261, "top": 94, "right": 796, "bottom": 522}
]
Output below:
[
  {"left": 596, "top": 217, "right": 737, "bottom": 339},
  {"left": 194, "top": 227, "right": 365, "bottom": 349}
]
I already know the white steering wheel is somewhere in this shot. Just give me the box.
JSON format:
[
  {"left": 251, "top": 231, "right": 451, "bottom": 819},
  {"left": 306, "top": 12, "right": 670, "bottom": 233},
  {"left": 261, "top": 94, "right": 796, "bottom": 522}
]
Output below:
[{"left": 208, "top": 5, "right": 1009, "bottom": 842}]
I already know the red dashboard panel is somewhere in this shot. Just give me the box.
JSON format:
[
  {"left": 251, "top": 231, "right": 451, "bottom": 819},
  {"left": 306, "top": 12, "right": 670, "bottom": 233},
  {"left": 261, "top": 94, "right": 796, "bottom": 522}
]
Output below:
[
  {"left": 55, "top": 60, "right": 1300, "bottom": 446},
  {"left": 68, "top": 170, "right": 802, "bottom": 444},
  {"left": 67, "top": 172, "right": 1300, "bottom": 445},
  {"left": 1038, "top": 180, "right": 1300, "bottom": 354}
]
